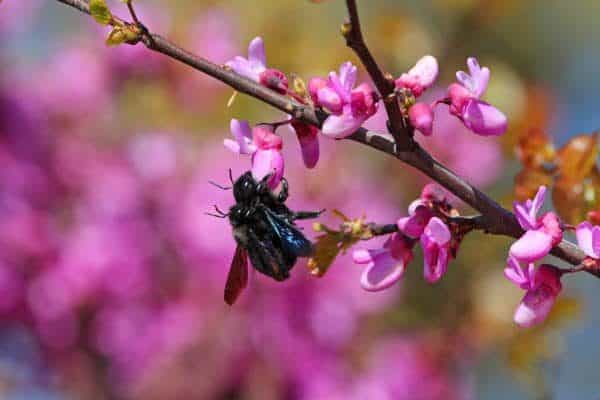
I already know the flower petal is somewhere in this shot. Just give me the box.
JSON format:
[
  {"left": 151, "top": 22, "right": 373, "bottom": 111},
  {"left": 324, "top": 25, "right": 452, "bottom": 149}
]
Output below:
[
  {"left": 251, "top": 149, "right": 284, "bottom": 189},
  {"left": 252, "top": 126, "right": 282, "bottom": 150},
  {"left": 514, "top": 201, "right": 536, "bottom": 230},
  {"left": 321, "top": 110, "right": 364, "bottom": 139},
  {"left": 226, "top": 56, "right": 259, "bottom": 82},
  {"left": 467, "top": 58, "right": 490, "bottom": 98},
  {"left": 298, "top": 132, "right": 319, "bottom": 169},
  {"left": 223, "top": 138, "right": 241, "bottom": 153},
  {"left": 423, "top": 217, "right": 451, "bottom": 246},
  {"left": 409, "top": 55, "right": 439, "bottom": 90},
  {"left": 530, "top": 186, "right": 547, "bottom": 221},
  {"left": 338, "top": 61, "right": 357, "bottom": 94},
  {"left": 461, "top": 99, "right": 507, "bottom": 136},
  {"left": 397, "top": 206, "right": 432, "bottom": 239},
  {"left": 509, "top": 230, "right": 553, "bottom": 263},
  {"left": 514, "top": 286, "right": 557, "bottom": 328},
  {"left": 317, "top": 86, "right": 344, "bottom": 113},
  {"left": 504, "top": 256, "right": 531, "bottom": 289},
  {"left": 576, "top": 221, "right": 599, "bottom": 259},
  {"left": 229, "top": 119, "right": 256, "bottom": 154},
  {"left": 353, "top": 249, "right": 375, "bottom": 264},
  {"left": 247, "top": 36, "right": 266, "bottom": 70},
  {"left": 422, "top": 243, "right": 449, "bottom": 283},
  {"left": 409, "top": 102, "right": 434, "bottom": 136},
  {"left": 360, "top": 251, "right": 406, "bottom": 291}
]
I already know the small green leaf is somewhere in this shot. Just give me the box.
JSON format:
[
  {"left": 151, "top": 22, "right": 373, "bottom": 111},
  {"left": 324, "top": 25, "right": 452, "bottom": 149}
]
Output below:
[
  {"left": 106, "top": 27, "right": 126, "bottom": 46},
  {"left": 89, "top": 0, "right": 112, "bottom": 25},
  {"left": 105, "top": 24, "right": 141, "bottom": 46},
  {"left": 307, "top": 212, "right": 374, "bottom": 277}
]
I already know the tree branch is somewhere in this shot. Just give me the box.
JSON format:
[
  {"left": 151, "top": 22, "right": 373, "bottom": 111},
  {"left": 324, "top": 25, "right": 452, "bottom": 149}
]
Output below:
[
  {"left": 342, "top": 0, "right": 411, "bottom": 150},
  {"left": 52, "top": 0, "right": 598, "bottom": 278}
]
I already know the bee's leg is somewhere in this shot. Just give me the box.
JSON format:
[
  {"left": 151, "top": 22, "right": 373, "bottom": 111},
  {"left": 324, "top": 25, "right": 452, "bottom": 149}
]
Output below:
[
  {"left": 277, "top": 178, "right": 289, "bottom": 203},
  {"left": 290, "top": 209, "right": 325, "bottom": 221},
  {"left": 255, "top": 173, "right": 273, "bottom": 194}
]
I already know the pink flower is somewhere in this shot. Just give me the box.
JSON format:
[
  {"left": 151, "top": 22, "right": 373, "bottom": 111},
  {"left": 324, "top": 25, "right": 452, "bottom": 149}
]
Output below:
[
  {"left": 226, "top": 37, "right": 288, "bottom": 94},
  {"left": 420, "top": 217, "right": 452, "bottom": 283},
  {"left": 353, "top": 233, "right": 414, "bottom": 291},
  {"left": 290, "top": 120, "right": 320, "bottom": 169},
  {"left": 509, "top": 186, "right": 563, "bottom": 263},
  {"left": 310, "top": 62, "right": 378, "bottom": 138},
  {"left": 224, "top": 119, "right": 284, "bottom": 188},
  {"left": 446, "top": 57, "right": 507, "bottom": 136},
  {"left": 504, "top": 256, "right": 562, "bottom": 327},
  {"left": 408, "top": 102, "right": 434, "bottom": 136},
  {"left": 394, "top": 55, "right": 439, "bottom": 97},
  {"left": 397, "top": 200, "right": 433, "bottom": 239},
  {"left": 576, "top": 221, "right": 600, "bottom": 259}
]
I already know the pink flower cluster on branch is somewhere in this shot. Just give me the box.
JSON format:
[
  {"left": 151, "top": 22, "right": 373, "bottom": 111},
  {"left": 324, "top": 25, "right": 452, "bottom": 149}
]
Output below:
[
  {"left": 353, "top": 185, "right": 462, "bottom": 291},
  {"left": 501, "top": 186, "right": 600, "bottom": 327},
  {"left": 309, "top": 61, "right": 378, "bottom": 138},
  {"left": 396, "top": 56, "right": 508, "bottom": 137}
]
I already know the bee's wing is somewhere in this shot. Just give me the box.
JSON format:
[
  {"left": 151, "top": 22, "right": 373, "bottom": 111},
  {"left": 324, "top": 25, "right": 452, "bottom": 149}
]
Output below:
[
  {"left": 246, "top": 226, "right": 289, "bottom": 281},
  {"left": 224, "top": 244, "right": 249, "bottom": 305},
  {"left": 263, "top": 208, "right": 314, "bottom": 258}
]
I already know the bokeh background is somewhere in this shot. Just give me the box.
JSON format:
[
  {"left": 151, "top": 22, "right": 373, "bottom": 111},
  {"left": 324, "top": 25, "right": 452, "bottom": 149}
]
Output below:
[{"left": 0, "top": 0, "right": 599, "bottom": 399}]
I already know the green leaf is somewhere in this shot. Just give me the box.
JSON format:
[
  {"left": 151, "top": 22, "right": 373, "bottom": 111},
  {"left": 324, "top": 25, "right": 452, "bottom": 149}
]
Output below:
[
  {"left": 306, "top": 212, "right": 375, "bottom": 277},
  {"left": 89, "top": 0, "right": 112, "bottom": 25},
  {"left": 106, "top": 27, "right": 127, "bottom": 46}
]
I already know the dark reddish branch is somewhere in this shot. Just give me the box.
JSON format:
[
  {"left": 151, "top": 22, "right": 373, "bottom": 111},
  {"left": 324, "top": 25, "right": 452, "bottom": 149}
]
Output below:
[
  {"left": 53, "top": 0, "right": 597, "bottom": 278},
  {"left": 343, "top": 0, "right": 411, "bottom": 149}
]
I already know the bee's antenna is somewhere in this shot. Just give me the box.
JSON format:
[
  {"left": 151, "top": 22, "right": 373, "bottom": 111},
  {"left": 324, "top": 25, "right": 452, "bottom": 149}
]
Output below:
[
  {"left": 208, "top": 180, "right": 231, "bottom": 190},
  {"left": 228, "top": 168, "right": 234, "bottom": 184}
]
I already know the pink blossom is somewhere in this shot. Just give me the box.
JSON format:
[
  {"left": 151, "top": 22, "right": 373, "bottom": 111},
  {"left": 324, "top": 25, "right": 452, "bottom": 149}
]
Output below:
[
  {"left": 353, "top": 233, "right": 414, "bottom": 291},
  {"left": 395, "top": 55, "right": 439, "bottom": 97},
  {"left": 408, "top": 102, "right": 434, "bottom": 136},
  {"left": 397, "top": 200, "right": 433, "bottom": 239},
  {"left": 446, "top": 57, "right": 507, "bottom": 136},
  {"left": 224, "top": 119, "right": 284, "bottom": 188},
  {"left": 504, "top": 256, "right": 562, "bottom": 327},
  {"left": 576, "top": 221, "right": 600, "bottom": 259},
  {"left": 509, "top": 186, "right": 563, "bottom": 263},
  {"left": 290, "top": 120, "right": 320, "bottom": 168},
  {"left": 421, "top": 217, "right": 452, "bottom": 283},
  {"left": 226, "top": 37, "right": 288, "bottom": 94},
  {"left": 311, "top": 62, "right": 378, "bottom": 138}
]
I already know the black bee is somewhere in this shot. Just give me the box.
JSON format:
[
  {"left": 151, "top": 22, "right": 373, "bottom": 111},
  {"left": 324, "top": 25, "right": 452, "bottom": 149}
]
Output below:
[{"left": 210, "top": 171, "right": 323, "bottom": 305}]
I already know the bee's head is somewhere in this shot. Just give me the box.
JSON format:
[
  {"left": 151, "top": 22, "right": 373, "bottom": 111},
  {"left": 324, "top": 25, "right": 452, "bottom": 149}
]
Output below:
[{"left": 233, "top": 171, "right": 258, "bottom": 203}]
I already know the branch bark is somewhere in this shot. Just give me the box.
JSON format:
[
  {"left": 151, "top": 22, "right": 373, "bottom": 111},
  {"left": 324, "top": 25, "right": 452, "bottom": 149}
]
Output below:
[
  {"left": 52, "top": 0, "right": 597, "bottom": 278},
  {"left": 343, "top": 0, "right": 411, "bottom": 149}
]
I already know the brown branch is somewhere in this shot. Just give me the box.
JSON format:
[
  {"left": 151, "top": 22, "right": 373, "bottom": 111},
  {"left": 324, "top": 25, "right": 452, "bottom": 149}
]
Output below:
[
  {"left": 52, "top": 0, "right": 598, "bottom": 279},
  {"left": 342, "top": 0, "right": 411, "bottom": 150}
]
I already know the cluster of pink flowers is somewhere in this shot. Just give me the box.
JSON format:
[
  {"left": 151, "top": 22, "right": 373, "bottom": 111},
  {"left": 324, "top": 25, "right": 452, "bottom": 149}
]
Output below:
[
  {"left": 502, "top": 186, "right": 600, "bottom": 327},
  {"left": 352, "top": 181, "right": 600, "bottom": 329},
  {"left": 503, "top": 186, "right": 563, "bottom": 327},
  {"left": 308, "top": 61, "right": 378, "bottom": 138},
  {"left": 396, "top": 56, "right": 508, "bottom": 137},
  {"left": 353, "top": 185, "right": 458, "bottom": 291},
  {"left": 225, "top": 37, "right": 507, "bottom": 184}
]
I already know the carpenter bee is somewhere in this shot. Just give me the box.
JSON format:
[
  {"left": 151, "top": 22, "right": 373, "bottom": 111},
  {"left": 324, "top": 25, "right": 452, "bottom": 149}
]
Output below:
[{"left": 209, "top": 171, "right": 323, "bottom": 305}]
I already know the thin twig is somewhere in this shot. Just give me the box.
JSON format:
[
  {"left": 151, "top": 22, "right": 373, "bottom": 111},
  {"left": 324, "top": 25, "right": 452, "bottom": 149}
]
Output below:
[
  {"left": 366, "top": 223, "right": 399, "bottom": 237},
  {"left": 51, "top": 0, "right": 598, "bottom": 279},
  {"left": 342, "top": 0, "right": 411, "bottom": 150}
]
